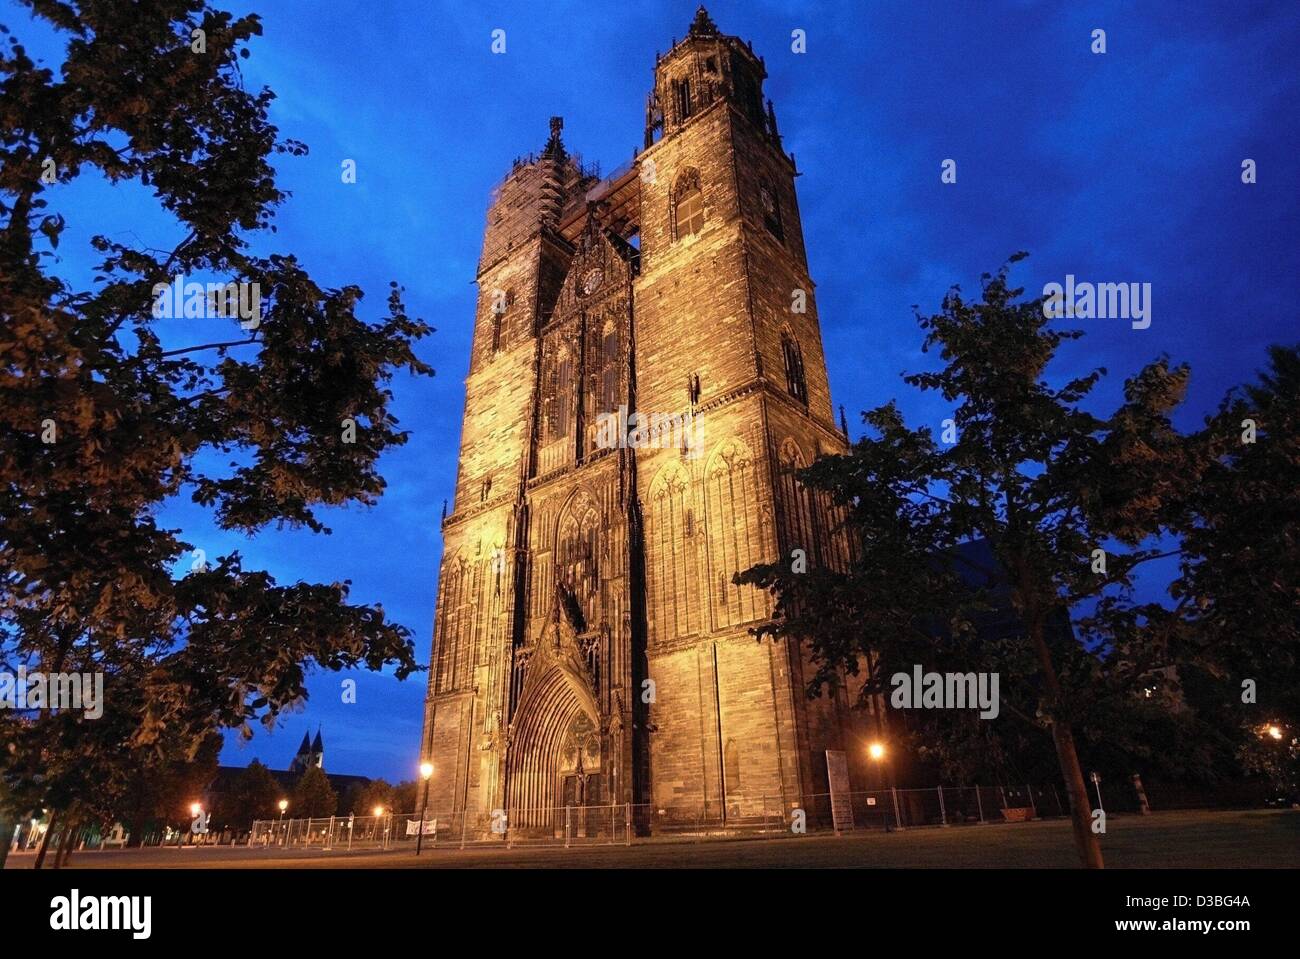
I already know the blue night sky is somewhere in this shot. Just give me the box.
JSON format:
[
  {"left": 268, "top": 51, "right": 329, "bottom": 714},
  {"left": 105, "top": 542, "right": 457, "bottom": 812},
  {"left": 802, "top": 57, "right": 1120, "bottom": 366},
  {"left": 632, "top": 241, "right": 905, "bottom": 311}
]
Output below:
[{"left": 10, "top": 1, "right": 1298, "bottom": 781}]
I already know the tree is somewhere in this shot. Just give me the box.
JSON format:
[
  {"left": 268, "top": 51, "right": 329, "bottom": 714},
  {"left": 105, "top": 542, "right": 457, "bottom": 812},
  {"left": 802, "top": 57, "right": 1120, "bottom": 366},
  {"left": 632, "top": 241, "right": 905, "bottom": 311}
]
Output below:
[
  {"left": 739, "top": 255, "right": 1211, "bottom": 868},
  {"left": 348, "top": 777, "right": 395, "bottom": 816},
  {"left": 390, "top": 779, "right": 418, "bottom": 815},
  {"left": 1175, "top": 344, "right": 1300, "bottom": 795},
  {"left": 116, "top": 731, "right": 222, "bottom": 848},
  {"left": 0, "top": 0, "right": 431, "bottom": 861},
  {"left": 0, "top": 774, "right": 16, "bottom": 870},
  {"left": 212, "top": 759, "right": 281, "bottom": 836},
  {"left": 291, "top": 766, "right": 337, "bottom": 819}
]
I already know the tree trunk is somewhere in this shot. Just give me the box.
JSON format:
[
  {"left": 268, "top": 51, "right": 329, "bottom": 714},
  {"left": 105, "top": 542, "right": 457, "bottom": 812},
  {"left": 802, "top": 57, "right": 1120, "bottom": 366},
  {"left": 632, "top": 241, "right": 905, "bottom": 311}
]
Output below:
[
  {"left": 55, "top": 820, "right": 79, "bottom": 868},
  {"left": 0, "top": 815, "right": 15, "bottom": 870},
  {"left": 1049, "top": 720, "right": 1104, "bottom": 868},
  {"left": 33, "top": 809, "right": 57, "bottom": 870},
  {"left": 1029, "top": 618, "right": 1104, "bottom": 868},
  {"left": 52, "top": 825, "right": 69, "bottom": 868}
]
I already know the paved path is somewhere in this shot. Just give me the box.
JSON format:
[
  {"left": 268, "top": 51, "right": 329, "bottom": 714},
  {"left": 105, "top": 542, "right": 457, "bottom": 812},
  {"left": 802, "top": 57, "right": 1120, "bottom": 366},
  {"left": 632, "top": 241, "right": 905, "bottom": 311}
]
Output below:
[{"left": 6, "top": 809, "right": 1296, "bottom": 869}]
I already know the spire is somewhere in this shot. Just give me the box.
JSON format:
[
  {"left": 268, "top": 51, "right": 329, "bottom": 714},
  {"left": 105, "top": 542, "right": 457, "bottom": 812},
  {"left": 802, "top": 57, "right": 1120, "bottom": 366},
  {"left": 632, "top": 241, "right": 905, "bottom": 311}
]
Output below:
[
  {"left": 312, "top": 726, "right": 323, "bottom": 752},
  {"left": 579, "top": 199, "right": 604, "bottom": 249},
  {"left": 541, "top": 115, "right": 567, "bottom": 162},
  {"left": 289, "top": 731, "right": 312, "bottom": 774},
  {"left": 688, "top": 5, "right": 719, "bottom": 37}
]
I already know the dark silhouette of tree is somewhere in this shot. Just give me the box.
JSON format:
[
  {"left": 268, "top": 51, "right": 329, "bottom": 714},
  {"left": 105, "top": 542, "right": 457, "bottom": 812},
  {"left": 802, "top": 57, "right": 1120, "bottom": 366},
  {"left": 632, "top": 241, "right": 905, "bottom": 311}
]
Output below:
[
  {"left": 291, "top": 766, "right": 337, "bottom": 819},
  {"left": 391, "top": 779, "right": 418, "bottom": 815},
  {"left": 739, "top": 255, "right": 1219, "bottom": 868},
  {"left": 212, "top": 759, "right": 282, "bottom": 836},
  {"left": 348, "top": 778, "right": 396, "bottom": 816},
  {"left": 116, "top": 731, "right": 222, "bottom": 848},
  {"left": 0, "top": 1, "right": 431, "bottom": 865},
  {"left": 1176, "top": 344, "right": 1300, "bottom": 796}
]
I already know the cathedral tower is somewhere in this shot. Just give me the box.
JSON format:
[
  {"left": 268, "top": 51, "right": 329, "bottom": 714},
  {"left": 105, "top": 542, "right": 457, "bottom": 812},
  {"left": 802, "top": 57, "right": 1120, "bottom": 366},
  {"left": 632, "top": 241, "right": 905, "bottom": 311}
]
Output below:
[{"left": 421, "top": 7, "right": 867, "bottom": 836}]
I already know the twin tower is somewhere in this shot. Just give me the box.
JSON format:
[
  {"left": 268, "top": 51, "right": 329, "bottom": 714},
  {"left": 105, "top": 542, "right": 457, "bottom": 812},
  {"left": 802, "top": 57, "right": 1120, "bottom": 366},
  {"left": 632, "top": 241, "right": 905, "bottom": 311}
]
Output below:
[{"left": 420, "top": 8, "right": 871, "bottom": 834}]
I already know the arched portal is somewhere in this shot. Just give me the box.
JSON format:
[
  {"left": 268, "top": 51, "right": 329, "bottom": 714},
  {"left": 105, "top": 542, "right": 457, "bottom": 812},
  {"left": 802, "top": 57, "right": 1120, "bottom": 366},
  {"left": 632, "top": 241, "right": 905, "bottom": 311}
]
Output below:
[{"left": 506, "top": 661, "right": 601, "bottom": 832}]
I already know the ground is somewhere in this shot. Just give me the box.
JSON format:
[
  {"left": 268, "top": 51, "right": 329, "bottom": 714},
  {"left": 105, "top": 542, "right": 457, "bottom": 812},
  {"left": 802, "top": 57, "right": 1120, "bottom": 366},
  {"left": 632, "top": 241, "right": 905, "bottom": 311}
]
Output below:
[{"left": 6, "top": 809, "right": 1297, "bottom": 869}]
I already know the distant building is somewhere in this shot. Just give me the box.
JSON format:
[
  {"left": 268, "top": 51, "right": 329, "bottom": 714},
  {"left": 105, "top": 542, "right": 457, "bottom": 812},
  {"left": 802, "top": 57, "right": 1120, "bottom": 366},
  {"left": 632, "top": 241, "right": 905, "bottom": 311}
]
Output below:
[
  {"left": 288, "top": 726, "right": 325, "bottom": 774},
  {"left": 205, "top": 727, "right": 371, "bottom": 822}
]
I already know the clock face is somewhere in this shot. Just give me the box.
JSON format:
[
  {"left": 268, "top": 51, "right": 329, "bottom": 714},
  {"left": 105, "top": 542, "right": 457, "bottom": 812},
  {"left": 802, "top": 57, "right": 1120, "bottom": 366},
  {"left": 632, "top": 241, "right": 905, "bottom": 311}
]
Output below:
[{"left": 580, "top": 268, "right": 603, "bottom": 296}]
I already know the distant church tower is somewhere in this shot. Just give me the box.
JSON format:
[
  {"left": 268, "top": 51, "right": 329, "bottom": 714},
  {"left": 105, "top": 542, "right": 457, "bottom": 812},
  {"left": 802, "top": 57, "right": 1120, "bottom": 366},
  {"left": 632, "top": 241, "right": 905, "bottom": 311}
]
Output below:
[
  {"left": 421, "top": 7, "right": 867, "bottom": 835},
  {"left": 289, "top": 727, "right": 324, "bottom": 774}
]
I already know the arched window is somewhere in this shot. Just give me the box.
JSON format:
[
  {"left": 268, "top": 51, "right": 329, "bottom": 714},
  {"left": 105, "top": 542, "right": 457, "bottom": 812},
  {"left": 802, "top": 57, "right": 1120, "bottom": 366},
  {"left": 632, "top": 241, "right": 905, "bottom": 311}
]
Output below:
[
  {"left": 673, "top": 77, "right": 693, "bottom": 123},
  {"left": 585, "top": 317, "right": 622, "bottom": 457},
  {"left": 760, "top": 183, "right": 784, "bottom": 241},
  {"left": 646, "top": 464, "right": 698, "bottom": 643},
  {"left": 545, "top": 344, "right": 573, "bottom": 441},
  {"left": 782, "top": 333, "right": 807, "bottom": 405},
  {"left": 778, "top": 439, "right": 813, "bottom": 543},
  {"left": 490, "top": 289, "right": 512, "bottom": 355},
  {"left": 435, "top": 555, "right": 474, "bottom": 694},
  {"left": 724, "top": 738, "right": 742, "bottom": 791},
  {"left": 705, "top": 440, "right": 764, "bottom": 628},
  {"left": 555, "top": 496, "right": 603, "bottom": 626},
  {"left": 599, "top": 319, "right": 619, "bottom": 412},
  {"left": 673, "top": 170, "right": 704, "bottom": 240}
]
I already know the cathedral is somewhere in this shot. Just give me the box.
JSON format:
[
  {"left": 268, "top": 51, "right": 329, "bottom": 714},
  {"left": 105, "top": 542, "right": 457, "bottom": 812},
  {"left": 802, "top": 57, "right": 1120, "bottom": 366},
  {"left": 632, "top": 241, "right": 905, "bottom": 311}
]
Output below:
[
  {"left": 287, "top": 727, "right": 324, "bottom": 775},
  {"left": 420, "top": 7, "right": 872, "bottom": 835}
]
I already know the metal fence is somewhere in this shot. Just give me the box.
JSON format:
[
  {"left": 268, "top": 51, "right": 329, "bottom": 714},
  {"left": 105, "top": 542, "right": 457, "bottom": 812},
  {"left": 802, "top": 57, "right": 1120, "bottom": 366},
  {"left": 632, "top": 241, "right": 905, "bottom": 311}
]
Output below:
[{"left": 249, "top": 784, "right": 1068, "bottom": 852}]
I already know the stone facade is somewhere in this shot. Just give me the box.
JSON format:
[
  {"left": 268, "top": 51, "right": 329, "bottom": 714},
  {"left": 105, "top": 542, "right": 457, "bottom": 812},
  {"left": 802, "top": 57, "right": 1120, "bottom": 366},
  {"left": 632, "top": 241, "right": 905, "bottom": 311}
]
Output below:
[{"left": 420, "top": 8, "right": 872, "bottom": 835}]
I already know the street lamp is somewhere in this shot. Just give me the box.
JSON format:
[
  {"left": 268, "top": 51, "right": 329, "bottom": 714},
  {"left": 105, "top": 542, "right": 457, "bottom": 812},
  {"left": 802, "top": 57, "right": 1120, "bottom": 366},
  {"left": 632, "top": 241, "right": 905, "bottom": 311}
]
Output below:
[
  {"left": 188, "top": 802, "right": 203, "bottom": 846},
  {"left": 868, "top": 742, "right": 891, "bottom": 831},
  {"left": 275, "top": 798, "right": 288, "bottom": 847},
  {"left": 416, "top": 761, "right": 434, "bottom": 856},
  {"left": 1267, "top": 724, "right": 1283, "bottom": 741}
]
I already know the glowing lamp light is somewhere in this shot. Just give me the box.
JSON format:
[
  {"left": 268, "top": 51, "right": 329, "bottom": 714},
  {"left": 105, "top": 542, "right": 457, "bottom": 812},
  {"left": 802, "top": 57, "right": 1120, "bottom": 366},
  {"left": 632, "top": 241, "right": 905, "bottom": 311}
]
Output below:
[
  {"left": 420, "top": 761, "right": 434, "bottom": 780},
  {"left": 868, "top": 742, "right": 886, "bottom": 762},
  {"left": 1267, "top": 725, "right": 1283, "bottom": 741}
]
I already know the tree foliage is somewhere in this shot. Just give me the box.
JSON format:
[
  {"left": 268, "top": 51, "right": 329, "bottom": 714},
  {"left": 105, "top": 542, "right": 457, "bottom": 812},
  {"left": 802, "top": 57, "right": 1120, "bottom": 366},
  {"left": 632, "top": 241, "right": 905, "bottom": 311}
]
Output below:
[
  {"left": 290, "top": 765, "right": 337, "bottom": 819},
  {"left": 345, "top": 776, "right": 395, "bottom": 817},
  {"left": 1175, "top": 345, "right": 1300, "bottom": 795},
  {"left": 212, "top": 758, "right": 281, "bottom": 834},
  {"left": 0, "top": 0, "right": 431, "bottom": 849},
  {"left": 737, "top": 254, "right": 1283, "bottom": 867}
]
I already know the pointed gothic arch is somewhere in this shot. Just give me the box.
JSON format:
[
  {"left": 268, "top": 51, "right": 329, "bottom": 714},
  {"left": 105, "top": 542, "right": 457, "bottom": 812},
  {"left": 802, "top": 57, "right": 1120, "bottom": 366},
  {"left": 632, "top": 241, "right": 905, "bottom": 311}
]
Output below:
[
  {"left": 780, "top": 329, "right": 808, "bottom": 405},
  {"left": 553, "top": 488, "right": 603, "bottom": 627},
  {"left": 777, "top": 437, "right": 817, "bottom": 563},
  {"left": 506, "top": 588, "right": 604, "bottom": 831},
  {"left": 507, "top": 663, "right": 601, "bottom": 829},
  {"left": 433, "top": 550, "right": 474, "bottom": 694},
  {"left": 646, "top": 460, "right": 700, "bottom": 643},
  {"left": 672, "top": 167, "right": 705, "bottom": 240},
  {"left": 703, "top": 437, "right": 765, "bottom": 628}
]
